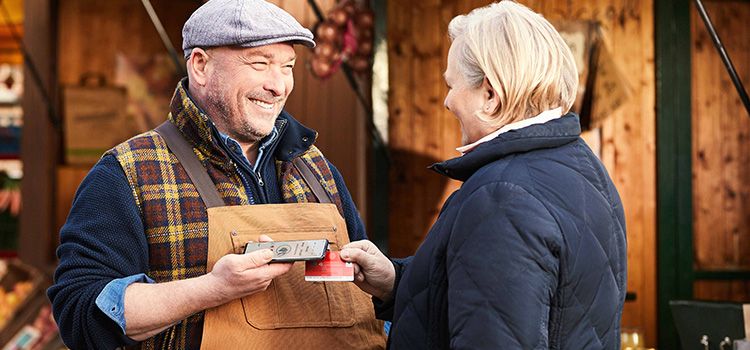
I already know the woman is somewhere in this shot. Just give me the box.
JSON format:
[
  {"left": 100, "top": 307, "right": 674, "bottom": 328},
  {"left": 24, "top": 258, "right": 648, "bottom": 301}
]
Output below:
[{"left": 340, "top": 1, "right": 627, "bottom": 349}]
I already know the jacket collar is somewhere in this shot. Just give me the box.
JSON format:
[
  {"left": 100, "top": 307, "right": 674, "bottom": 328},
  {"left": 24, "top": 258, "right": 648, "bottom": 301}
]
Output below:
[
  {"left": 273, "top": 110, "right": 318, "bottom": 161},
  {"left": 430, "top": 113, "right": 581, "bottom": 181},
  {"left": 167, "top": 79, "right": 317, "bottom": 165}
]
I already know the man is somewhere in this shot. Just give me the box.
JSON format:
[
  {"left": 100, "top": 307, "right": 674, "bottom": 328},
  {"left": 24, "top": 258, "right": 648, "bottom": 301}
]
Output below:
[{"left": 48, "top": 1, "right": 384, "bottom": 349}]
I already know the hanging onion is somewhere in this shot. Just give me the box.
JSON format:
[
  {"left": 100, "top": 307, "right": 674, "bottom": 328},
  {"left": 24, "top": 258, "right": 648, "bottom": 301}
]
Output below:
[
  {"left": 355, "top": 11, "right": 374, "bottom": 29},
  {"left": 357, "top": 41, "right": 373, "bottom": 56},
  {"left": 316, "top": 22, "right": 340, "bottom": 43},
  {"left": 329, "top": 8, "right": 349, "bottom": 27},
  {"left": 309, "top": 0, "right": 375, "bottom": 79},
  {"left": 311, "top": 57, "right": 333, "bottom": 78},
  {"left": 343, "top": 2, "right": 356, "bottom": 15},
  {"left": 315, "top": 42, "right": 336, "bottom": 59}
]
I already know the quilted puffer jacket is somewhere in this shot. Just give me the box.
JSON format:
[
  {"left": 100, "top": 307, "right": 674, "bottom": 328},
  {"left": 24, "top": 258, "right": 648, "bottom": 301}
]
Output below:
[{"left": 377, "top": 114, "right": 627, "bottom": 349}]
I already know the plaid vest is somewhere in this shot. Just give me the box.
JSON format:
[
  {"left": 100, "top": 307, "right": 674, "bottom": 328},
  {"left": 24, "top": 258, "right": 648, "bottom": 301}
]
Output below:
[{"left": 109, "top": 83, "right": 344, "bottom": 349}]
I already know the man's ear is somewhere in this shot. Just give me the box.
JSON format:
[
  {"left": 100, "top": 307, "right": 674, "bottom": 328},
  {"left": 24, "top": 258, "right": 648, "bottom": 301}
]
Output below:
[
  {"left": 187, "top": 48, "right": 210, "bottom": 87},
  {"left": 481, "top": 77, "right": 499, "bottom": 114}
]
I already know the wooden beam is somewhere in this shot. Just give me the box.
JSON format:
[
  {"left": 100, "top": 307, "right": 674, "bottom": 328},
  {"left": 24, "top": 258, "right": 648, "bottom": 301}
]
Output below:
[
  {"left": 20, "top": 0, "right": 58, "bottom": 271},
  {"left": 655, "top": 0, "right": 694, "bottom": 348},
  {"left": 694, "top": 271, "right": 750, "bottom": 280}
]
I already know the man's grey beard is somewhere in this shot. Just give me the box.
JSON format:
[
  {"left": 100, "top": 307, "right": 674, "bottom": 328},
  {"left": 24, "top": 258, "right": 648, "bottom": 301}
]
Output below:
[{"left": 205, "top": 89, "right": 267, "bottom": 144}]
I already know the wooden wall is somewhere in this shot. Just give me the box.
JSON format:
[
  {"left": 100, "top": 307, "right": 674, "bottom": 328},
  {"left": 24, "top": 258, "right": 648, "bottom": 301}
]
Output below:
[
  {"left": 387, "top": 0, "right": 657, "bottom": 346},
  {"left": 57, "top": 0, "right": 194, "bottom": 86},
  {"left": 20, "top": 0, "right": 58, "bottom": 271},
  {"left": 55, "top": 0, "right": 368, "bottom": 231},
  {"left": 691, "top": 1, "right": 750, "bottom": 300}
]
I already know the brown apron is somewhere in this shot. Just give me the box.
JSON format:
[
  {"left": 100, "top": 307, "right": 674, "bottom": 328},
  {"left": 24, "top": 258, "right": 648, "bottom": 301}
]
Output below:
[{"left": 156, "top": 122, "right": 386, "bottom": 350}]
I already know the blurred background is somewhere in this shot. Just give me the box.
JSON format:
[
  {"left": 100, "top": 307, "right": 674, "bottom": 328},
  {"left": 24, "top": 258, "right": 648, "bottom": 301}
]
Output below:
[{"left": 0, "top": 0, "right": 747, "bottom": 349}]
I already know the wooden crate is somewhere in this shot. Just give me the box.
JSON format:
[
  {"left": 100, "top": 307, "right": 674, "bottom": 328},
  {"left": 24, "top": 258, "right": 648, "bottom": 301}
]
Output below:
[{"left": 62, "top": 77, "right": 137, "bottom": 165}]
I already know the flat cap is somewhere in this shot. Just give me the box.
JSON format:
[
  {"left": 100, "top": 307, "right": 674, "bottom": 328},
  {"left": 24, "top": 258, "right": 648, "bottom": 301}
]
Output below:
[{"left": 182, "top": 0, "right": 315, "bottom": 58}]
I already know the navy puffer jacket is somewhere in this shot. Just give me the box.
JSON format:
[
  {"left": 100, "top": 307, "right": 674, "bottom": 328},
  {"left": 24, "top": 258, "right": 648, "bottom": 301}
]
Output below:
[{"left": 378, "top": 114, "right": 627, "bottom": 349}]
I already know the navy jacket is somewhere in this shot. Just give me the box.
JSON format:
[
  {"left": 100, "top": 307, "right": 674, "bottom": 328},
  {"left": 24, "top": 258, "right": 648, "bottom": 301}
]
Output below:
[{"left": 379, "top": 114, "right": 627, "bottom": 349}]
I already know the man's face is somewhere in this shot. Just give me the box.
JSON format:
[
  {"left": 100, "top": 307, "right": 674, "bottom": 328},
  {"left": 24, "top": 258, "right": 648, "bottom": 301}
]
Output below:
[
  {"left": 443, "top": 43, "right": 487, "bottom": 146},
  {"left": 203, "top": 43, "right": 296, "bottom": 144}
]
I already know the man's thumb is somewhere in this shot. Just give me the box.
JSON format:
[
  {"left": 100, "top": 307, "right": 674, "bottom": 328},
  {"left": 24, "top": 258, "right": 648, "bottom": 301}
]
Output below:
[{"left": 246, "top": 249, "right": 273, "bottom": 268}]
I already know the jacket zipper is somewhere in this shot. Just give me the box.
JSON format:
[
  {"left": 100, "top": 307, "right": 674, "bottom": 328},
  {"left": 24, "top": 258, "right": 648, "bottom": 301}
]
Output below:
[
  {"left": 252, "top": 118, "right": 287, "bottom": 198},
  {"left": 230, "top": 160, "right": 256, "bottom": 205}
]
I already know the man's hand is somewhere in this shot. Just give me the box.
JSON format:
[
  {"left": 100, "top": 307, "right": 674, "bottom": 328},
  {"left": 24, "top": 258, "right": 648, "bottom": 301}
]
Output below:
[
  {"left": 124, "top": 235, "right": 292, "bottom": 340},
  {"left": 206, "top": 235, "right": 293, "bottom": 302},
  {"left": 340, "top": 240, "right": 395, "bottom": 302}
]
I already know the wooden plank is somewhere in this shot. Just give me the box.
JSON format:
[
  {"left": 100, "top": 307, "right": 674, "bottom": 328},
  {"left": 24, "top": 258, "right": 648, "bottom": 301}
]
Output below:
[
  {"left": 717, "top": 0, "right": 750, "bottom": 269},
  {"left": 410, "top": 0, "right": 445, "bottom": 255},
  {"left": 636, "top": 0, "right": 659, "bottom": 343},
  {"left": 691, "top": 1, "right": 750, "bottom": 270},
  {"left": 606, "top": 0, "right": 657, "bottom": 345},
  {"left": 694, "top": 280, "right": 750, "bottom": 302},
  {"left": 19, "top": 0, "right": 57, "bottom": 272},
  {"left": 389, "top": 0, "right": 457, "bottom": 257},
  {"left": 656, "top": 0, "right": 694, "bottom": 348},
  {"left": 692, "top": 0, "right": 727, "bottom": 270},
  {"left": 387, "top": 0, "right": 417, "bottom": 257}
]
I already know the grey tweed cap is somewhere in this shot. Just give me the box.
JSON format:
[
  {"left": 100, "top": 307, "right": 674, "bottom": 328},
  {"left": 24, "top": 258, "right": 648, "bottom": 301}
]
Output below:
[{"left": 182, "top": 0, "right": 315, "bottom": 58}]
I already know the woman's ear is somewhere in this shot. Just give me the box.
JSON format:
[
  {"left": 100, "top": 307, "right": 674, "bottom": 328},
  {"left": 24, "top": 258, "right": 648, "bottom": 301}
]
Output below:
[
  {"left": 187, "top": 48, "right": 210, "bottom": 87},
  {"left": 482, "top": 77, "right": 499, "bottom": 114}
]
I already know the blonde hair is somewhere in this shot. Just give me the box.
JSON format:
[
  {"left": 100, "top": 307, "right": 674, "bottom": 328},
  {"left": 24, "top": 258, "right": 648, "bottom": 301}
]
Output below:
[{"left": 448, "top": 1, "right": 578, "bottom": 126}]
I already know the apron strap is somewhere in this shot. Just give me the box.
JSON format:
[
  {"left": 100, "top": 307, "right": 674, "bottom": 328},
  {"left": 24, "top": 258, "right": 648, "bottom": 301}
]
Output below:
[
  {"left": 155, "top": 121, "right": 225, "bottom": 208},
  {"left": 292, "top": 157, "right": 333, "bottom": 204}
]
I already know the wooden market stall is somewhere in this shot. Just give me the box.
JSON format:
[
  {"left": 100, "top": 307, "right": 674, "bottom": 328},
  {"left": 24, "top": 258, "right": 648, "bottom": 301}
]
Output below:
[{"left": 13, "top": 0, "right": 750, "bottom": 348}]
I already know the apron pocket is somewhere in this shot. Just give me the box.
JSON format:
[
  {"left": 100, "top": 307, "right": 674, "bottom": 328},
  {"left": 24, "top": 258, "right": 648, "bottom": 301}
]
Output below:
[{"left": 230, "top": 229, "right": 356, "bottom": 330}]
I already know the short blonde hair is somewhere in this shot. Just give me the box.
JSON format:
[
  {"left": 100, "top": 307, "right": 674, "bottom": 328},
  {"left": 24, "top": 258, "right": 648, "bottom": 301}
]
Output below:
[{"left": 448, "top": 1, "right": 578, "bottom": 126}]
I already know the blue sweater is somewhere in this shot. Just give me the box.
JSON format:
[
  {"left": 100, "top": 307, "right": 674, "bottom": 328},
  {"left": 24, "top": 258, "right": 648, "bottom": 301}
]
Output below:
[{"left": 48, "top": 114, "right": 367, "bottom": 349}]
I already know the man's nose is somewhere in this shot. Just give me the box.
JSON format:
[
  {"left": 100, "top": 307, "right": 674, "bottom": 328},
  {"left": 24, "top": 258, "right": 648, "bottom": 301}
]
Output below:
[{"left": 263, "top": 71, "right": 285, "bottom": 97}]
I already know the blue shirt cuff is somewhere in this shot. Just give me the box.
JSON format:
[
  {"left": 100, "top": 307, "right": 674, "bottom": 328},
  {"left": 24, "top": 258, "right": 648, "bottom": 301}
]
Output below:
[{"left": 95, "top": 273, "right": 155, "bottom": 334}]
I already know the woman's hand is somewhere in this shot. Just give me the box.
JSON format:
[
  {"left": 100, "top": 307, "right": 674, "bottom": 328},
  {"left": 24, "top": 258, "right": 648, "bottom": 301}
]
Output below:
[{"left": 340, "top": 240, "right": 395, "bottom": 301}]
